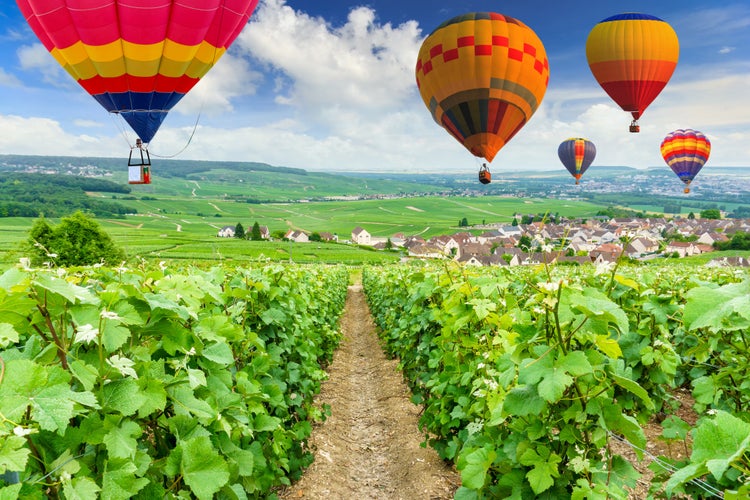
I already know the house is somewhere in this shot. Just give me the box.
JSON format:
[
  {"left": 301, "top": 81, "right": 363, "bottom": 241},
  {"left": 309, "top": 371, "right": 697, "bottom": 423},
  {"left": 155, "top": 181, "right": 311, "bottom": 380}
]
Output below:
[
  {"left": 456, "top": 254, "right": 508, "bottom": 267},
  {"left": 285, "top": 230, "right": 309, "bottom": 243},
  {"left": 319, "top": 232, "right": 338, "bottom": 242},
  {"left": 664, "top": 241, "right": 700, "bottom": 258},
  {"left": 259, "top": 225, "right": 271, "bottom": 240},
  {"left": 407, "top": 243, "right": 445, "bottom": 259},
  {"left": 456, "top": 242, "right": 492, "bottom": 259},
  {"left": 624, "top": 237, "right": 660, "bottom": 258},
  {"left": 590, "top": 243, "right": 622, "bottom": 263},
  {"left": 217, "top": 226, "right": 235, "bottom": 238},
  {"left": 352, "top": 227, "right": 371, "bottom": 245},
  {"left": 696, "top": 232, "right": 729, "bottom": 246}
]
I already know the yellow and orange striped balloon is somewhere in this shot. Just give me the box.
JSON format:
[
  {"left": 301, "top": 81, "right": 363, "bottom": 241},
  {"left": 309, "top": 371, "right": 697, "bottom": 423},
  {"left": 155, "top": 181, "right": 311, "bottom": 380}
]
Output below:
[
  {"left": 586, "top": 13, "right": 679, "bottom": 130},
  {"left": 415, "top": 13, "right": 549, "bottom": 163}
]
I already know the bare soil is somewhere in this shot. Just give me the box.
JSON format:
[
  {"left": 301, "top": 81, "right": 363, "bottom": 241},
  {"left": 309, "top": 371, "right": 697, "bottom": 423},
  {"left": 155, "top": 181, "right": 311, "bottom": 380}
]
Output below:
[{"left": 278, "top": 284, "right": 460, "bottom": 500}]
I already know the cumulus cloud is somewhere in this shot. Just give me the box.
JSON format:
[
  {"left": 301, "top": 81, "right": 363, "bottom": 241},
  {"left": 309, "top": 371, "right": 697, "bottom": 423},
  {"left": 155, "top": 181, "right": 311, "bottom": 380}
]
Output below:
[
  {"left": 236, "top": 0, "right": 423, "bottom": 130},
  {"left": 16, "top": 43, "right": 70, "bottom": 87}
]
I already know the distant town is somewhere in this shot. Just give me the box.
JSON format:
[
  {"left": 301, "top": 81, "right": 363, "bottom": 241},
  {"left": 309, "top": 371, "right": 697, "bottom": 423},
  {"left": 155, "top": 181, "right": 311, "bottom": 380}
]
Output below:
[{"left": 218, "top": 214, "right": 750, "bottom": 268}]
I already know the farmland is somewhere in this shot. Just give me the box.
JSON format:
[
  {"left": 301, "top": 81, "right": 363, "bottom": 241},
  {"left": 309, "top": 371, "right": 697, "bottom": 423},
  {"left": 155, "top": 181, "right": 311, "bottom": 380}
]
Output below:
[{"left": 0, "top": 195, "right": 605, "bottom": 266}]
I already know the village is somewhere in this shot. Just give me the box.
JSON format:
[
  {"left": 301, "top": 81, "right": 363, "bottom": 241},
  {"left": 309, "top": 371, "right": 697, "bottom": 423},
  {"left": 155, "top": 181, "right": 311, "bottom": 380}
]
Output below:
[{"left": 218, "top": 215, "right": 750, "bottom": 267}]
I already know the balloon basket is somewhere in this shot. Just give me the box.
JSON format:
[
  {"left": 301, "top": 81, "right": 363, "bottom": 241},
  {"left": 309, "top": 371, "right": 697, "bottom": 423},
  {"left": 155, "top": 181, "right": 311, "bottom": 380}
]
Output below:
[
  {"left": 128, "top": 165, "right": 151, "bottom": 185},
  {"left": 683, "top": 187, "right": 690, "bottom": 194},
  {"left": 478, "top": 164, "right": 491, "bottom": 184},
  {"left": 629, "top": 123, "right": 640, "bottom": 133},
  {"left": 128, "top": 139, "right": 152, "bottom": 185}
]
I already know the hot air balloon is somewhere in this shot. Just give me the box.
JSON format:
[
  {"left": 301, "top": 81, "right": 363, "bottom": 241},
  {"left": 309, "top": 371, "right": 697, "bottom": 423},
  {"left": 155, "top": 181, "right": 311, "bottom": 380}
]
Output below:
[
  {"left": 558, "top": 138, "right": 596, "bottom": 184},
  {"left": 586, "top": 13, "right": 679, "bottom": 133},
  {"left": 15, "top": 0, "right": 259, "bottom": 184},
  {"left": 415, "top": 12, "right": 550, "bottom": 184},
  {"left": 661, "top": 129, "right": 710, "bottom": 193}
]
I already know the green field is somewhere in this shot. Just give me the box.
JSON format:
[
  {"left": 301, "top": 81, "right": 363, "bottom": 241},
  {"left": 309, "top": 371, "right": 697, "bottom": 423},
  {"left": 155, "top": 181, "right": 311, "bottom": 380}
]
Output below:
[{"left": 0, "top": 195, "right": 605, "bottom": 265}]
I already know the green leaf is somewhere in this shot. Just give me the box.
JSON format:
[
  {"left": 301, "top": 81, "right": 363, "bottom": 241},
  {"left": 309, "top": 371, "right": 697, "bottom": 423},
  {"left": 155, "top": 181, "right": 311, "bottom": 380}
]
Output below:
[
  {"left": 103, "top": 420, "right": 142, "bottom": 460},
  {"left": 137, "top": 379, "right": 167, "bottom": 417},
  {"left": 611, "top": 373, "right": 654, "bottom": 411},
  {"left": 594, "top": 335, "right": 622, "bottom": 358},
  {"left": 177, "top": 436, "right": 230, "bottom": 500},
  {"left": 502, "top": 386, "right": 546, "bottom": 417},
  {"left": 33, "top": 273, "right": 98, "bottom": 305},
  {"left": 253, "top": 414, "right": 281, "bottom": 433},
  {"left": 100, "top": 379, "right": 145, "bottom": 416},
  {"left": 101, "top": 459, "right": 149, "bottom": 500},
  {"left": 101, "top": 322, "right": 131, "bottom": 353},
  {"left": 691, "top": 411, "right": 750, "bottom": 481},
  {"left": 560, "top": 351, "right": 593, "bottom": 377},
  {"left": 459, "top": 446, "right": 497, "bottom": 490},
  {"left": 0, "top": 436, "right": 30, "bottom": 472},
  {"left": 691, "top": 376, "right": 717, "bottom": 406},
  {"left": 67, "top": 359, "right": 99, "bottom": 392},
  {"left": 202, "top": 341, "right": 235, "bottom": 366},
  {"left": 31, "top": 383, "right": 78, "bottom": 434},
  {"left": 62, "top": 476, "right": 101, "bottom": 500},
  {"left": 684, "top": 282, "right": 750, "bottom": 332},
  {"left": 468, "top": 298, "right": 496, "bottom": 321},
  {"left": 536, "top": 369, "right": 571, "bottom": 403},
  {"left": 169, "top": 386, "right": 216, "bottom": 420},
  {"left": 0, "top": 323, "right": 19, "bottom": 349},
  {"left": 519, "top": 448, "right": 561, "bottom": 495}
]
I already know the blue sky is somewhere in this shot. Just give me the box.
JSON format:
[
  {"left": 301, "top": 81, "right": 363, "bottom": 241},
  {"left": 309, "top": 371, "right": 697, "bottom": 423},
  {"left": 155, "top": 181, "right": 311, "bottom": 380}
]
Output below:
[{"left": 1, "top": 0, "right": 749, "bottom": 173}]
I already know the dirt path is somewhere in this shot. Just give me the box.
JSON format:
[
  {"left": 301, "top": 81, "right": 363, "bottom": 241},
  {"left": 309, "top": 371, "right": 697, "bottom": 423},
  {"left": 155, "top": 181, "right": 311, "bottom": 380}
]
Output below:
[{"left": 279, "top": 284, "right": 460, "bottom": 500}]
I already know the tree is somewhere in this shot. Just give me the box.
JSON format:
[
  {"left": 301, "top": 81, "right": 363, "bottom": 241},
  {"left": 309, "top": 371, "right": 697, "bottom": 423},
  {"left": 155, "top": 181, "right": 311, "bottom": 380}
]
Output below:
[
  {"left": 234, "top": 222, "right": 245, "bottom": 239},
  {"left": 385, "top": 238, "right": 393, "bottom": 250},
  {"left": 27, "top": 211, "right": 126, "bottom": 266},
  {"left": 309, "top": 232, "right": 322, "bottom": 242},
  {"left": 687, "top": 212, "right": 695, "bottom": 220},
  {"left": 700, "top": 208, "right": 721, "bottom": 220},
  {"left": 518, "top": 235, "right": 532, "bottom": 252},
  {"left": 250, "top": 222, "right": 263, "bottom": 241}
]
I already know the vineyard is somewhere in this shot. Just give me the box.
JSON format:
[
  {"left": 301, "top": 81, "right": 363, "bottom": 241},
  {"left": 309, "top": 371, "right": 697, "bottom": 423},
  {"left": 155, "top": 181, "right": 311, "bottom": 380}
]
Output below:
[
  {"left": 1, "top": 259, "right": 749, "bottom": 498},
  {"left": 363, "top": 262, "right": 750, "bottom": 499},
  {"left": 0, "top": 263, "right": 348, "bottom": 498}
]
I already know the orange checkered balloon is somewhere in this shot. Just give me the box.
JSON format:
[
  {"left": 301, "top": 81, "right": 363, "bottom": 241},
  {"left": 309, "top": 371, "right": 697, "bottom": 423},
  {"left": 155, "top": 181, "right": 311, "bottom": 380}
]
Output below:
[{"left": 415, "top": 13, "right": 549, "bottom": 163}]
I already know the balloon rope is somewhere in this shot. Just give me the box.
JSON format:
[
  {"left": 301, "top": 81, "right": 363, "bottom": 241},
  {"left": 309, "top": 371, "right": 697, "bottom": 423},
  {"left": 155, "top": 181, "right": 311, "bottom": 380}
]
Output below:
[{"left": 149, "top": 108, "right": 203, "bottom": 159}]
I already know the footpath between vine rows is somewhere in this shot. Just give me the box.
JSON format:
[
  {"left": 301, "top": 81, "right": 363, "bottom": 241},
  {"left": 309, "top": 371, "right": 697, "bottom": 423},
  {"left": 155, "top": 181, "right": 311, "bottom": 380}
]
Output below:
[{"left": 279, "top": 284, "right": 460, "bottom": 499}]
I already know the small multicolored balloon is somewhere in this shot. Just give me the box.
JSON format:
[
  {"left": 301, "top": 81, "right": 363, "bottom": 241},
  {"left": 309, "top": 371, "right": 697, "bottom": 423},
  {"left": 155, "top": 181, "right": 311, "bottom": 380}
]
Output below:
[{"left": 660, "top": 129, "right": 711, "bottom": 193}]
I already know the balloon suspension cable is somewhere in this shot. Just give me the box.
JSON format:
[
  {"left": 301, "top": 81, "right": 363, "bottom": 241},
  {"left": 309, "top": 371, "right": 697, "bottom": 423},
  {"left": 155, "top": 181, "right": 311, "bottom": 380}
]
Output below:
[
  {"left": 111, "top": 113, "right": 136, "bottom": 148},
  {"left": 149, "top": 108, "right": 203, "bottom": 159}
]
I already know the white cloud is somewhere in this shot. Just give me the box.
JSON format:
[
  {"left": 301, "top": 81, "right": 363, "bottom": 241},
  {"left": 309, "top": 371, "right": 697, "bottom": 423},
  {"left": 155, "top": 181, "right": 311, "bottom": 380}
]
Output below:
[
  {"left": 719, "top": 46, "right": 735, "bottom": 54},
  {"left": 0, "top": 67, "right": 21, "bottom": 86},
  {"left": 16, "top": 43, "right": 69, "bottom": 87},
  {"left": 175, "top": 52, "right": 264, "bottom": 116},
  {"left": 236, "top": 0, "right": 423, "bottom": 131}
]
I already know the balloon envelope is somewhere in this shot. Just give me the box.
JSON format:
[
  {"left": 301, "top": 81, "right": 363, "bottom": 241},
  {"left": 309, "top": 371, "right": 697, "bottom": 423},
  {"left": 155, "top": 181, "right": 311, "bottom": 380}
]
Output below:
[
  {"left": 15, "top": 0, "right": 259, "bottom": 143},
  {"left": 415, "top": 12, "right": 549, "bottom": 163},
  {"left": 558, "top": 138, "right": 596, "bottom": 184},
  {"left": 586, "top": 13, "right": 678, "bottom": 124},
  {"left": 660, "top": 129, "right": 710, "bottom": 192}
]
